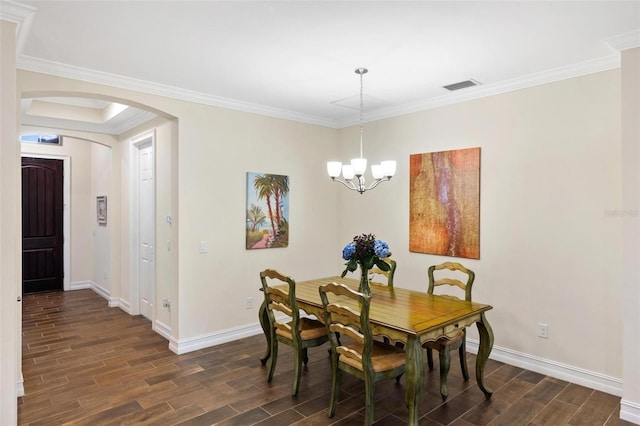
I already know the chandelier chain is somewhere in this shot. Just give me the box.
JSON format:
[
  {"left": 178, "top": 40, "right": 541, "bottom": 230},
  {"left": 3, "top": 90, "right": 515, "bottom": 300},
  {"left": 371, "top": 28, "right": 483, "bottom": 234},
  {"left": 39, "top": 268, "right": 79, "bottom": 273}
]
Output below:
[{"left": 359, "top": 69, "right": 364, "bottom": 158}]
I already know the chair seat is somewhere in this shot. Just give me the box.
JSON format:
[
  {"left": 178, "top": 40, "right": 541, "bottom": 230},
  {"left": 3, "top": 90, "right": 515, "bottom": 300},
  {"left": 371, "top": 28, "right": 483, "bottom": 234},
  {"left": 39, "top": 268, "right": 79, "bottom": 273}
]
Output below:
[
  {"left": 340, "top": 340, "right": 406, "bottom": 373},
  {"left": 276, "top": 317, "right": 327, "bottom": 340},
  {"left": 423, "top": 330, "right": 464, "bottom": 350}
]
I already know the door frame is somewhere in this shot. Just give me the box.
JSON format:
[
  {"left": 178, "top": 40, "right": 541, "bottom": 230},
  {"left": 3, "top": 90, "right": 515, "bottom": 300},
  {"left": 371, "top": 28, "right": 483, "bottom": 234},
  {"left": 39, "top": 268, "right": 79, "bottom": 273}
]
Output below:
[
  {"left": 20, "top": 153, "right": 71, "bottom": 291},
  {"left": 129, "top": 130, "right": 156, "bottom": 317}
]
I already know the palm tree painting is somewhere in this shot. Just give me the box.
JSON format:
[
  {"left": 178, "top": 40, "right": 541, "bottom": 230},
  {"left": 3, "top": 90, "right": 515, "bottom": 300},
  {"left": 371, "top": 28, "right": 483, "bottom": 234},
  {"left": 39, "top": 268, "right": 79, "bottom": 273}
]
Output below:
[{"left": 246, "top": 172, "right": 289, "bottom": 249}]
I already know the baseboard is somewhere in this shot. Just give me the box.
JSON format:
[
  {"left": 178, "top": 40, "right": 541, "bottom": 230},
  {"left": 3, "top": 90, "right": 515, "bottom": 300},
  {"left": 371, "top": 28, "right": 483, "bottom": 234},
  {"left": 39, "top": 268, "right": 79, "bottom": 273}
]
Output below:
[
  {"left": 153, "top": 320, "right": 172, "bottom": 341},
  {"left": 466, "top": 339, "right": 623, "bottom": 397},
  {"left": 71, "top": 281, "right": 130, "bottom": 310},
  {"left": 69, "top": 280, "right": 92, "bottom": 290},
  {"left": 169, "top": 323, "right": 264, "bottom": 355},
  {"left": 621, "top": 399, "right": 640, "bottom": 425},
  {"left": 17, "top": 372, "right": 24, "bottom": 397},
  {"left": 90, "top": 282, "right": 117, "bottom": 306},
  {"left": 116, "top": 298, "right": 131, "bottom": 313}
]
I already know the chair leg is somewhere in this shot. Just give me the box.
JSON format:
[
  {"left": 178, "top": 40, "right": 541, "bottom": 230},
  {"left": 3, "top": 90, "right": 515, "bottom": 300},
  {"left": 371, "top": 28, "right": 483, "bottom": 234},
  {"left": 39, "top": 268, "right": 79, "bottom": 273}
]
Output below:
[
  {"left": 328, "top": 361, "right": 341, "bottom": 418},
  {"left": 302, "top": 347, "right": 309, "bottom": 365},
  {"left": 459, "top": 337, "right": 469, "bottom": 381},
  {"left": 328, "top": 333, "right": 341, "bottom": 356},
  {"left": 268, "top": 341, "right": 278, "bottom": 382},
  {"left": 292, "top": 348, "right": 303, "bottom": 397},
  {"left": 439, "top": 348, "right": 451, "bottom": 401},
  {"left": 364, "top": 375, "right": 375, "bottom": 426},
  {"left": 427, "top": 347, "right": 434, "bottom": 370}
]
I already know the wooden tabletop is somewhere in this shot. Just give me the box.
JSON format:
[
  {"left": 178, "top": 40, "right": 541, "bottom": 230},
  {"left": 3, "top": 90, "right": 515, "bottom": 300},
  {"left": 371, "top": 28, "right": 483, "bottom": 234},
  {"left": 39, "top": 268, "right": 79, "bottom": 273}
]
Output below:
[{"left": 294, "top": 276, "right": 493, "bottom": 338}]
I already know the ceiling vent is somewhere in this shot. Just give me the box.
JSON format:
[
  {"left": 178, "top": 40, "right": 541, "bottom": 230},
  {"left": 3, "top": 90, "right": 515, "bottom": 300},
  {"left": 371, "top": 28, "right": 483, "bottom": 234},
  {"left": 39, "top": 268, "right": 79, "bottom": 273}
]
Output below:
[{"left": 443, "top": 79, "right": 481, "bottom": 91}]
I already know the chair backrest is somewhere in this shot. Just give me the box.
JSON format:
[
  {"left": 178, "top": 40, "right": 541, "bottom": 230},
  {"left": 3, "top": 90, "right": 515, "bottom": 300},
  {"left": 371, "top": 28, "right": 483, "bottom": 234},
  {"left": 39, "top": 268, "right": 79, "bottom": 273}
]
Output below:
[
  {"left": 260, "top": 269, "right": 300, "bottom": 338},
  {"left": 319, "top": 283, "right": 374, "bottom": 373},
  {"left": 427, "top": 262, "right": 475, "bottom": 302},
  {"left": 368, "top": 258, "right": 397, "bottom": 287}
]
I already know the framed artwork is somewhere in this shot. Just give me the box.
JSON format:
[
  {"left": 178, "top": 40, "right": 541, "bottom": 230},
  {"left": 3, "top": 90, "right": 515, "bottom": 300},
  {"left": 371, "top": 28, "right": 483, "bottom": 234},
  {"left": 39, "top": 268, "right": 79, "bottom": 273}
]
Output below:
[
  {"left": 97, "top": 196, "right": 107, "bottom": 225},
  {"left": 409, "top": 147, "right": 480, "bottom": 259},
  {"left": 246, "top": 172, "right": 289, "bottom": 249}
]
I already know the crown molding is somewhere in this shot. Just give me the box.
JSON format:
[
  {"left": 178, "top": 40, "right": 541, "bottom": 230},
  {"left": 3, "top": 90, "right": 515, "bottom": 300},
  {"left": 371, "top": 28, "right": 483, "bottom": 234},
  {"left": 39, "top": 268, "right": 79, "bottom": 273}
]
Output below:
[
  {"left": 606, "top": 29, "right": 640, "bottom": 52},
  {"left": 1, "top": 1, "right": 36, "bottom": 57},
  {"left": 18, "top": 52, "right": 621, "bottom": 130},
  {"left": 0, "top": 0, "right": 35, "bottom": 24},
  {"left": 337, "top": 54, "right": 622, "bottom": 127},
  {"left": 16, "top": 55, "right": 339, "bottom": 128}
]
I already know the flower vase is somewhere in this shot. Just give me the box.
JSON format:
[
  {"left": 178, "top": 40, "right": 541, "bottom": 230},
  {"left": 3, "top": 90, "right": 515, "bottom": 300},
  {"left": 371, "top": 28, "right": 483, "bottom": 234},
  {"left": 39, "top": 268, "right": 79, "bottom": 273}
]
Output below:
[{"left": 358, "top": 264, "right": 371, "bottom": 296}]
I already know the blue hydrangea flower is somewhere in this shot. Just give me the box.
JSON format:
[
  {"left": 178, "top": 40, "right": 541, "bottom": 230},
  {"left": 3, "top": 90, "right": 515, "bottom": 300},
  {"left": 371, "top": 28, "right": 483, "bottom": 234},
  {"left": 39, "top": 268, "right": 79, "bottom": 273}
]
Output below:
[
  {"left": 340, "top": 234, "right": 392, "bottom": 277},
  {"left": 342, "top": 242, "right": 356, "bottom": 260},
  {"left": 374, "top": 240, "right": 390, "bottom": 258}
]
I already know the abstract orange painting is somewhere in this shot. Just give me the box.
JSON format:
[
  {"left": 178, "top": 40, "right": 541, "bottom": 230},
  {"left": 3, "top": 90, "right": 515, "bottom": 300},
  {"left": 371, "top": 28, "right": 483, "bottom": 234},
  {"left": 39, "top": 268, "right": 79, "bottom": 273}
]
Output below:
[{"left": 409, "top": 148, "right": 480, "bottom": 259}]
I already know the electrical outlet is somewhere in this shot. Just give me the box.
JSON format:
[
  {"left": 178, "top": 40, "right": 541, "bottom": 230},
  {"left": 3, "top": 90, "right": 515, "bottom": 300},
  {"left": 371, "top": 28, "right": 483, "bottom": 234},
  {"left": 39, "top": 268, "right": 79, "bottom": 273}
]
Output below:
[
  {"left": 245, "top": 297, "right": 254, "bottom": 309},
  {"left": 199, "top": 241, "right": 208, "bottom": 253},
  {"left": 537, "top": 323, "right": 549, "bottom": 339},
  {"left": 162, "top": 298, "right": 171, "bottom": 309}
]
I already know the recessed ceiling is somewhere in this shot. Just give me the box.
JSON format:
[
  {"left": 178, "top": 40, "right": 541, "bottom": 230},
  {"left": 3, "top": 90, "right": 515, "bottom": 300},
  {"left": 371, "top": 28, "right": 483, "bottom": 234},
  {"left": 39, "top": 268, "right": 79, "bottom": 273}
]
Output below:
[
  {"left": 20, "top": 97, "right": 157, "bottom": 136},
  {"left": 9, "top": 1, "right": 640, "bottom": 133}
]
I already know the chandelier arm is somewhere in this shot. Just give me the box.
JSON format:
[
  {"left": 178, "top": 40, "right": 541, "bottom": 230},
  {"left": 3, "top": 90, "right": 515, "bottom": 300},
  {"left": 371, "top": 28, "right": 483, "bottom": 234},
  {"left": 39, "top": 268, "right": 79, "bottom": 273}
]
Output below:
[
  {"left": 330, "top": 177, "right": 361, "bottom": 192},
  {"left": 329, "top": 176, "right": 392, "bottom": 194},
  {"left": 364, "top": 177, "right": 392, "bottom": 191}
]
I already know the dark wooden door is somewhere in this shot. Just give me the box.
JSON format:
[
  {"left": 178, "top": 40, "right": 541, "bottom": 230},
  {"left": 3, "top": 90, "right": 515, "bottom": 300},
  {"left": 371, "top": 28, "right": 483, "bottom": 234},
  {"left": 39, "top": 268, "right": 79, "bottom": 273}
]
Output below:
[{"left": 22, "top": 157, "right": 64, "bottom": 293}]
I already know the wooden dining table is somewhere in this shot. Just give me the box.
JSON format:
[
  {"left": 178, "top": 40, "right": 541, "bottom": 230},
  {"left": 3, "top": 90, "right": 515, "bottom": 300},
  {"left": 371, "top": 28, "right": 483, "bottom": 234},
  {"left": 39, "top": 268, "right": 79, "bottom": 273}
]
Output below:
[{"left": 258, "top": 276, "right": 494, "bottom": 425}]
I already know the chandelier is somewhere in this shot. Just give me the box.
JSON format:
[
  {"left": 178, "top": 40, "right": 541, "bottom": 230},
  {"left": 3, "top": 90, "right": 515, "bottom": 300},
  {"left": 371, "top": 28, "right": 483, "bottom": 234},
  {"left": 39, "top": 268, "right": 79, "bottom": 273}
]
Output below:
[{"left": 327, "top": 68, "right": 396, "bottom": 194}]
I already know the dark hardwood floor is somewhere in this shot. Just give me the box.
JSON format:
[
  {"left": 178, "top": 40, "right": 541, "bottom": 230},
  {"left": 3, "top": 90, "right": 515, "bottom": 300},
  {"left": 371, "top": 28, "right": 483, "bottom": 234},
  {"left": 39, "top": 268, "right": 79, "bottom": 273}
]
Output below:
[{"left": 19, "top": 289, "right": 630, "bottom": 425}]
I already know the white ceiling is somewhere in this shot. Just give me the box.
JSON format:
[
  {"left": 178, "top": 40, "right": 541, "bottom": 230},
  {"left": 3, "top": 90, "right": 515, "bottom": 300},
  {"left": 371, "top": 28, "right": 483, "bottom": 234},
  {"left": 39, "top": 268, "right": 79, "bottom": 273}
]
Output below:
[{"left": 7, "top": 1, "right": 640, "bottom": 135}]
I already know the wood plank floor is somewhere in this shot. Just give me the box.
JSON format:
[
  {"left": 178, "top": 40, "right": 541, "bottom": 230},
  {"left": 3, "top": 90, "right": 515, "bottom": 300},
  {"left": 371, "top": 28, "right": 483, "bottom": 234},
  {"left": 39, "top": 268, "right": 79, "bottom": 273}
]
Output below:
[{"left": 19, "top": 289, "right": 631, "bottom": 425}]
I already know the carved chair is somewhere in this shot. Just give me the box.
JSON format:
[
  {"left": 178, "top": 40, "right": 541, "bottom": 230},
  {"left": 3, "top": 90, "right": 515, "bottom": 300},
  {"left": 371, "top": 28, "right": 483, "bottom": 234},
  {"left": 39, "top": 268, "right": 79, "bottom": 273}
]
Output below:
[
  {"left": 424, "top": 261, "right": 475, "bottom": 400},
  {"left": 260, "top": 269, "right": 329, "bottom": 396},
  {"left": 319, "top": 282, "right": 405, "bottom": 425},
  {"left": 368, "top": 258, "right": 397, "bottom": 287}
]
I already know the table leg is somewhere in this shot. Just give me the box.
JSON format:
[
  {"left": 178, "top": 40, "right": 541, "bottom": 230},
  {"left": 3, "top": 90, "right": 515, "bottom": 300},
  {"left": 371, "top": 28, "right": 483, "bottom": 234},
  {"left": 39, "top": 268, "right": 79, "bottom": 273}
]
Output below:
[
  {"left": 404, "top": 335, "right": 423, "bottom": 425},
  {"left": 258, "top": 300, "right": 271, "bottom": 365},
  {"left": 475, "top": 312, "right": 494, "bottom": 398}
]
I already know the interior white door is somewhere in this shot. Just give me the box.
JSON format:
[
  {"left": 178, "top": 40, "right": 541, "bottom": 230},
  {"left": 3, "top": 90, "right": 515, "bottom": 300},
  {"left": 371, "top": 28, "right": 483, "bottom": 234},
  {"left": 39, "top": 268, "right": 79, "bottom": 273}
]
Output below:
[{"left": 138, "top": 142, "right": 154, "bottom": 320}]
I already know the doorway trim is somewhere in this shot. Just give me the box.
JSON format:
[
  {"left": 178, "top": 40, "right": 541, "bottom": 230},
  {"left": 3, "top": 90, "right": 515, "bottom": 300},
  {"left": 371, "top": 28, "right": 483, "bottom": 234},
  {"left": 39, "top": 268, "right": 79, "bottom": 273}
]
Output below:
[
  {"left": 129, "top": 130, "right": 156, "bottom": 317},
  {"left": 20, "top": 152, "right": 71, "bottom": 291}
]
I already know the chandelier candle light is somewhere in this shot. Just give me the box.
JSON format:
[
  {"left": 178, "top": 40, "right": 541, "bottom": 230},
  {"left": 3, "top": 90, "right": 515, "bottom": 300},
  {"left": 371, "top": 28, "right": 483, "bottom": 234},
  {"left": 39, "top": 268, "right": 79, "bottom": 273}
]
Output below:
[{"left": 327, "top": 68, "right": 396, "bottom": 194}]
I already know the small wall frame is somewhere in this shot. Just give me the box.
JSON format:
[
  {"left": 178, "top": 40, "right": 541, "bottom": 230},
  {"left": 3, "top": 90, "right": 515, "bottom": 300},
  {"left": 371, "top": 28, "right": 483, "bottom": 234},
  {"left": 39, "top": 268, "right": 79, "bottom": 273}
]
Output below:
[{"left": 97, "top": 196, "right": 107, "bottom": 225}]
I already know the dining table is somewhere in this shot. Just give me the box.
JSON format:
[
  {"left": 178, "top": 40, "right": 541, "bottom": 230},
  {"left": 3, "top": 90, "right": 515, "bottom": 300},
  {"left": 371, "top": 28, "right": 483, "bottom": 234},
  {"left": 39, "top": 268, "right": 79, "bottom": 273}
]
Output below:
[{"left": 258, "top": 276, "right": 494, "bottom": 425}]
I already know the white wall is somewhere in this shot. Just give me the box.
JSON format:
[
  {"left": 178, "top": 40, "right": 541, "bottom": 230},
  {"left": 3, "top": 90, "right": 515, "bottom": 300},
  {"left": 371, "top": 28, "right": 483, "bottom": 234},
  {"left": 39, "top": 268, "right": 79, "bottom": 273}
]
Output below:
[
  {"left": 0, "top": 18, "right": 20, "bottom": 426},
  {"left": 14, "top": 65, "right": 635, "bottom": 413},
  {"left": 174, "top": 106, "right": 339, "bottom": 343},
  {"left": 335, "top": 70, "right": 623, "bottom": 384},
  {"left": 91, "top": 142, "right": 112, "bottom": 293},
  {"left": 621, "top": 46, "right": 640, "bottom": 424}
]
